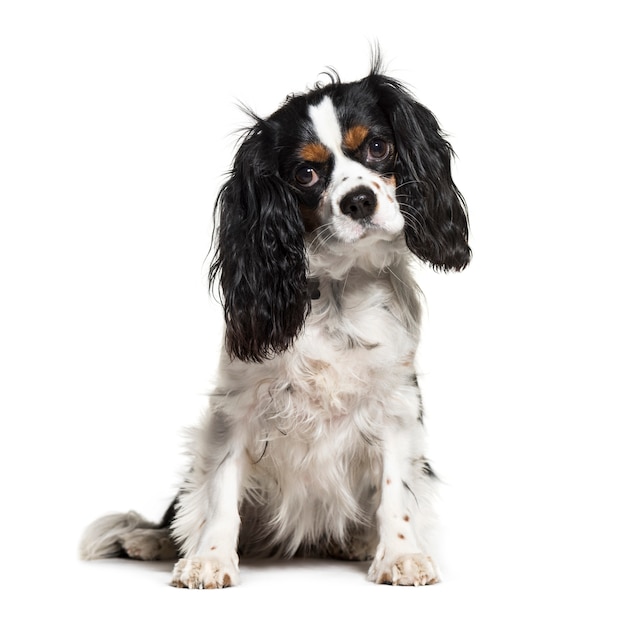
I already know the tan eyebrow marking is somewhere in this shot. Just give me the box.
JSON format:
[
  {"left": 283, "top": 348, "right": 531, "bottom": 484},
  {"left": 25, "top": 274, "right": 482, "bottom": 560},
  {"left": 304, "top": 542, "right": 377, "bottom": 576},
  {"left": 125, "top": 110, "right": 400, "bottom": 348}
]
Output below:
[
  {"left": 299, "top": 142, "right": 331, "bottom": 163},
  {"left": 343, "top": 125, "right": 370, "bottom": 152}
]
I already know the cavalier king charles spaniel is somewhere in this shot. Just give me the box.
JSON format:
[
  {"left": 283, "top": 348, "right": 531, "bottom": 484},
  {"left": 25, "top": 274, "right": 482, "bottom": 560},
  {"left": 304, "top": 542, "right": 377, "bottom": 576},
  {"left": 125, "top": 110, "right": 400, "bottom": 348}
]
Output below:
[{"left": 80, "top": 54, "right": 470, "bottom": 588}]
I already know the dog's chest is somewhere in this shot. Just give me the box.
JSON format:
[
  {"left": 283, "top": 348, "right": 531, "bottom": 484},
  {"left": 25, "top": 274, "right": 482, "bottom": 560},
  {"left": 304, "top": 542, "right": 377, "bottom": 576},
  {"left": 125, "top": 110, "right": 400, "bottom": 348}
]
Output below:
[
  {"left": 219, "top": 277, "right": 421, "bottom": 544},
  {"left": 260, "top": 279, "right": 417, "bottom": 429}
]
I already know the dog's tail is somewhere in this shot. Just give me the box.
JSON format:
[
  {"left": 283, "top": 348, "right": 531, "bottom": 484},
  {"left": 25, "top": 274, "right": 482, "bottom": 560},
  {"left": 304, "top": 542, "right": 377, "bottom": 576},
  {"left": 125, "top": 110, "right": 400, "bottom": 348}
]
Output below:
[{"left": 79, "top": 498, "right": 178, "bottom": 561}]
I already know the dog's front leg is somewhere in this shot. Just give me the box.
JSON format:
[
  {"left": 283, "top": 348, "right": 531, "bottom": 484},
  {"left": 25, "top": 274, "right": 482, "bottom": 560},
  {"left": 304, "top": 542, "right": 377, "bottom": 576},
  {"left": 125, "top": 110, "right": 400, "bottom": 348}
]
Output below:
[
  {"left": 368, "top": 424, "right": 439, "bottom": 586},
  {"left": 171, "top": 413, "right": 245, "bottom": 589}
]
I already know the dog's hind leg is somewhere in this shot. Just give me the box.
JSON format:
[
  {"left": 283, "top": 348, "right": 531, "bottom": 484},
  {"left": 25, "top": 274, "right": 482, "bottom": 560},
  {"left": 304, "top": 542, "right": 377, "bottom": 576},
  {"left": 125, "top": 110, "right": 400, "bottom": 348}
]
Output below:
[{"left": 80, "top": 496, "right": 179, "bottom": 561}]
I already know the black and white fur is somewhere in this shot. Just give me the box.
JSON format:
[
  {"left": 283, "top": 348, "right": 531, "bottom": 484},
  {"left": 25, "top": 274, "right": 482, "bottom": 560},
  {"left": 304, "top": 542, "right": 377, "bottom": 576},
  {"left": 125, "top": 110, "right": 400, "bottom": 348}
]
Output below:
[{"left": 80, "top": 55, "right": 470, "bottom": 588}]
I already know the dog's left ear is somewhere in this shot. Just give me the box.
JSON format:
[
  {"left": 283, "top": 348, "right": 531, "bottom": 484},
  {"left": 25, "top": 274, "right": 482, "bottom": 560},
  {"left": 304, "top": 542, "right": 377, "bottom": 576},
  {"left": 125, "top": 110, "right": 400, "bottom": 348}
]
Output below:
[
  {"left": 209, "top": 121, "right": 308, "bottom": 362},
  {"left": 372, "top": 75, "right": 471, "bottom": 271}
]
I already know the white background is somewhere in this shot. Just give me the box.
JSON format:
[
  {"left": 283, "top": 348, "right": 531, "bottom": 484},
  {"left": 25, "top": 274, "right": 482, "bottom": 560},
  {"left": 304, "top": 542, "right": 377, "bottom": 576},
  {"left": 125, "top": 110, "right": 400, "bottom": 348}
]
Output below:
[{"left": 1, "top": 0, "right": 617, "bottom": 623}]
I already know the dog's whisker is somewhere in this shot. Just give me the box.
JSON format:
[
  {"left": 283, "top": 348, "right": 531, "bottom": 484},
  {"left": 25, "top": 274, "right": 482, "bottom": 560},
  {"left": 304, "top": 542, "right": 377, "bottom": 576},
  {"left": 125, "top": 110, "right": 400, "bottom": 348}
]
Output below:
[{"left": 395, "top": 179, "right": 424, "bottom": 191}]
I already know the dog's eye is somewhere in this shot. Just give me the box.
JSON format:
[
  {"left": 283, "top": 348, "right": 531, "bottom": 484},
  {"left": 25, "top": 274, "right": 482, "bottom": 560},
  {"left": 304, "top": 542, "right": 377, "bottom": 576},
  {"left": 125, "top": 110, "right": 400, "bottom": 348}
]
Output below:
[
  {"left": 295, "top": 166, "right": 319, "bottom": 187},
  {"left": 367, "top": 138, "right": 391, "bottom": 162}
]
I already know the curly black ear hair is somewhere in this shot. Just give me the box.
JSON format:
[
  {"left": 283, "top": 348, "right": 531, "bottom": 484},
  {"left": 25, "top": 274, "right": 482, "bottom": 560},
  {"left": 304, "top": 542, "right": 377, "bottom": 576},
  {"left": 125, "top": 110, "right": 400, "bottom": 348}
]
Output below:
[
  {"left": 209, "top": 120, "right": 308, "bottom": 363},
  {"left": 370, "top": 73, "right": 471, "bottom": 271}
]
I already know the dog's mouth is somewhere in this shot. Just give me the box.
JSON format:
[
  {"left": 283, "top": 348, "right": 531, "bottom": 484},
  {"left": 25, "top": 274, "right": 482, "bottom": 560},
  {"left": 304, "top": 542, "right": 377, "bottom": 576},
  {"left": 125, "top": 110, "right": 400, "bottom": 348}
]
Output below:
[{"left": 320, "top": 214, "right": 403, "bottom": 246}]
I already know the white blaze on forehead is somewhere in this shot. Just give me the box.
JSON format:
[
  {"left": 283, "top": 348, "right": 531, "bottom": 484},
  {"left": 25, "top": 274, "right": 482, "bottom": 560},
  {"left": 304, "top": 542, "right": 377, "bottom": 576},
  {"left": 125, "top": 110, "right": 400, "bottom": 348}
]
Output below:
[
  {"left": 308, "top": 96, "right": 367, "bottom": 180},
  {"left": 308, "top": 97, "right": 344, "bottom": 157}
]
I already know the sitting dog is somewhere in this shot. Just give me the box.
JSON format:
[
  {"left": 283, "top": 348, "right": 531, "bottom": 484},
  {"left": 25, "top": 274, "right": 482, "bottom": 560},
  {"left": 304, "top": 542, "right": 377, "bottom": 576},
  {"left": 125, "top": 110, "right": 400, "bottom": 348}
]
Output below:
[{"left": 80, "top": 54, "right": 470, "bottom": 588}]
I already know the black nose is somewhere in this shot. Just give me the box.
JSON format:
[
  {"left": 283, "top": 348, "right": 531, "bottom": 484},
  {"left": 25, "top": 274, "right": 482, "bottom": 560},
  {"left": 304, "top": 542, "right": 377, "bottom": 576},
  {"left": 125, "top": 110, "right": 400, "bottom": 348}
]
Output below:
[{"left": 340, "top": 187, "right": 377, "bottom": 220}]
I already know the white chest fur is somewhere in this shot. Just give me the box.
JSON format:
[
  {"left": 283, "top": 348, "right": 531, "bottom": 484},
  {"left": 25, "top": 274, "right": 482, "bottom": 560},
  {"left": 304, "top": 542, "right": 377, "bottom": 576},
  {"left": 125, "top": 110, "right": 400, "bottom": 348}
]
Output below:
[{"left": 205, "top": 266, "right": 424, "bottom": 554}]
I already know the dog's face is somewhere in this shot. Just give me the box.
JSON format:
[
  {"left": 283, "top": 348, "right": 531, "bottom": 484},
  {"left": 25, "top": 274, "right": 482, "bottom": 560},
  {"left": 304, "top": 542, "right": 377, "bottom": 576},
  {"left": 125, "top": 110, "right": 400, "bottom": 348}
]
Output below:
[
  {"left": 210, "top": 67, "right": 471, "bottom": 362},
  {"left": 281, "top": 89, "right": 404, "bottom": 245}
]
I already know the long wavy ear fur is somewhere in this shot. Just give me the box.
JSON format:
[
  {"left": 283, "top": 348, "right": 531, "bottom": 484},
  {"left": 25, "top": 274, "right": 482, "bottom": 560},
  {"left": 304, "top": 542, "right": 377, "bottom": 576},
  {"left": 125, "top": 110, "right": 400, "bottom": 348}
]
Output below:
[
  {"left": 209, "top": 121, "right": 308, "bottom": 362},
  {"left": 370, "top": 72, "right": 471, "bottom": 271}
]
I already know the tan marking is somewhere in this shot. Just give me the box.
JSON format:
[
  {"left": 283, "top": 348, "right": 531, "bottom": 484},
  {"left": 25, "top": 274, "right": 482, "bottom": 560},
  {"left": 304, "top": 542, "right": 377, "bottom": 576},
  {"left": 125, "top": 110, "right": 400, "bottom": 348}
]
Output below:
[
  {"left": 398, "top": 533, "right": 405, "bottom": 540},
  {"left": 300, "top": 203, "right": 321, "bottom": 233},
  {"left": 300, "top": 142, "right": 330, "bottom": 163},
  {"left": 343, "top": 125, "right": 369, "bottom": 151},
  {"left": 403, "top": 515, "right": 410, "bottom": 522},
  {"left": 386, "top": 478, "right": 392, "bottom": 485},
  {"left": 210, "top": 546, "right": 217, "bottom": 551},
  {"left": 400, "top": 351, "right": 414, "bottom": 367},
  {"left": 222, "top": 573, "right": 232, "bottom": 587},
  {"left": 306, "top": 358, "right": 330, "bottom": 373}
]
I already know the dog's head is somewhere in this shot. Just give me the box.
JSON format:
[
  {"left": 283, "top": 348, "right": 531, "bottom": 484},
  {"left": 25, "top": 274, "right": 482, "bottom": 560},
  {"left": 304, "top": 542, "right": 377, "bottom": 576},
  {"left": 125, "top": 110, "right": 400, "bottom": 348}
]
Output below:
[{"left": 210, "top": 58, "right": 471, "bottom": 362}]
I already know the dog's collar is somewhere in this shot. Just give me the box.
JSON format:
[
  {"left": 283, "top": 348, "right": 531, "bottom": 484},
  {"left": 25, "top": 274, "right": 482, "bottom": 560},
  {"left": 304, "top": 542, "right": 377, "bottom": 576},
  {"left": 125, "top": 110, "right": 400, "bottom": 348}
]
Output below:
[{"left": 308, "top": 278, "right": 321, "bottom": 301}]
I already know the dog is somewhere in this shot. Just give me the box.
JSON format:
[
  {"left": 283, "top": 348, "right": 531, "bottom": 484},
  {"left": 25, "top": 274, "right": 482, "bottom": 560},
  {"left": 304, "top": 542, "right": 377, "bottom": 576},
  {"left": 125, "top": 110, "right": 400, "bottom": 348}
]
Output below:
[{"left": 80, "top": 53, "right": 470, "bottom": 588}]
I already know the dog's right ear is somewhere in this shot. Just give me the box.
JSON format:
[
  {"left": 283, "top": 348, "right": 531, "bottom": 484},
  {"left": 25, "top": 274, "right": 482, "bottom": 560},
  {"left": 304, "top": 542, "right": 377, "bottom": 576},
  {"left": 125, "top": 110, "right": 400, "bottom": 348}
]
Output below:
[{"left": 209, "top": 121, "right": 309, "bottom": 363}]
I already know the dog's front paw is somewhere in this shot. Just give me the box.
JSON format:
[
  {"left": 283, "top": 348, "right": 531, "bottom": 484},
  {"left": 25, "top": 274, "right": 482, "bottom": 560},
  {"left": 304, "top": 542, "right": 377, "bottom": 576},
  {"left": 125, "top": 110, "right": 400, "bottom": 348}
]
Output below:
[
  {"left": 171, "top": 555, "right": 239, "bottom": 589},
  {"left": 368, "top": 552, "right": 439, "bottom": 586}
]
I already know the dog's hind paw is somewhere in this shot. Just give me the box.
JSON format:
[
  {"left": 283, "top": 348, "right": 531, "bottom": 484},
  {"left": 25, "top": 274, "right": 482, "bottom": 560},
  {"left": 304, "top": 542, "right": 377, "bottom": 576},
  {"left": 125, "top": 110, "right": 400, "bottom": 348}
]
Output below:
[{"left": 120, "top": 528, "right": 177, "bottom": 561}]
